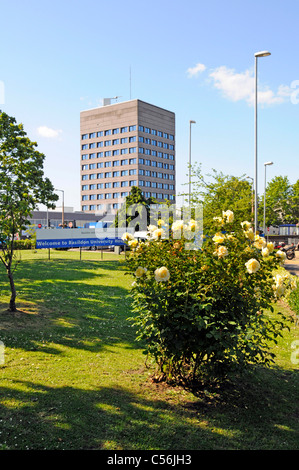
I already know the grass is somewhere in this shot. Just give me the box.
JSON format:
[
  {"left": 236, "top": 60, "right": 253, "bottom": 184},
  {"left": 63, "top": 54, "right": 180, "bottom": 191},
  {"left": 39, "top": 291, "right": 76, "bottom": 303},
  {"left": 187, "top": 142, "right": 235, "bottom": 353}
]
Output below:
[{"left": 0, "top": 249, "right": 298, "bottom": 450}]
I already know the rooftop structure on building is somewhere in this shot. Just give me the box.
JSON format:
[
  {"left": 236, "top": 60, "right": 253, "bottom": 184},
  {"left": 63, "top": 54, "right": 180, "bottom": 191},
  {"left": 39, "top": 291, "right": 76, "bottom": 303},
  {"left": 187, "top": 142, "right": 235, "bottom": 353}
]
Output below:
[{"left": 80, "top": 99, "right": 176, "bottom": 215}]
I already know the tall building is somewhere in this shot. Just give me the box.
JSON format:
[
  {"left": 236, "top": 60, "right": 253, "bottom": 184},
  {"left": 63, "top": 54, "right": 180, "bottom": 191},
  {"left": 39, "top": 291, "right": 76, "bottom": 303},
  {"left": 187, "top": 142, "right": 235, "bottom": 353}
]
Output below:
[{"left": 80, "top": 99, "right": 176, "bottom": 214}]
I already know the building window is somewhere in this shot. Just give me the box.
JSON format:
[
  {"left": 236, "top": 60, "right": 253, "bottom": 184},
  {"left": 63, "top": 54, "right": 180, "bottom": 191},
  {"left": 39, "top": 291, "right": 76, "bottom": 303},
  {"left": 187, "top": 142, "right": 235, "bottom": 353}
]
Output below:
[
  {"left": 129, "top": 158, "right": 136, "bottom": 164},
  {"left": 82, "top": 154, "right": 88, "bottom": 160},
  {"left": 82, "top": 205, "right": 89, "bottom": 211},
  {"left": 97, "top": 152, "right": 104, "bottom": 158},
  {"left": 113, "top": 182, "right": 120, "bottom": 188},
  {"left": 89, "top": 132, "right": 96, "bottom": 138},
  {"left": 121, "top": 127, "right": 128, "bottom": 133},
  {"left": 121, "top": 170, "right": 128, "bottom": 176},
  {"left": 82, "top": 185, "right": 88, "bottom": 190},
  {"left": 129, "top": 169, "right": 136, "bottom": 175},
  {"left": 89, "top": 143, "right": 96, "bottom": 149},
  {"left": 113, "top": 139, "right": 119, "bottom": 145},
  {"left": 129, "top": 125, "right": 136, "bottom": 131},
  {"left": 105, "top": 140, "right": 111, "bottom": 146},
  {"left": 89, "top": 163, "right": 96, "bottom": 169},
  {"left": 105, "top": 151, "right": 111, "bottom": 157},
  {"left": 97, "top": 162, "right": 104, "bottom": 168},
  {"left": 82, "top": 195, "right": 88, "bottom": 201},
  {"left": 113, "top": 203, "right": 120, "bottom": 209},
  {"left": 121, "top": 148, "right": 128, "bottom": 155},
  {"left": 129, "top": 180, "right": 137, "bottom": 186},
  {"left": 121, "top": 159, "right": 128, "bottom": 166},
  {"left": 113, "top": 128, "right": 119, "bottom": 134},
  {"left": 129, "top": 147, "right": 136, "bottom": 153},
  {"left": 90, "top": 194, "right": 96, "bottom": 200},
  {"left": 90, "top": 205, "right": 96, "bottom": 210},
  {"left": 138, "top": 125, "right": 144, "bottom": 132},
  {"left": 89, "top": 153, "right": 96, "bottom": 159},
  {"left": 82, "top": 134, "right": 88, "bottom": 140},
  {"left": 105, "top": 129, "right": 111, "bottom": 136},
  {"left": 113, "top": 160, "right": 120, "bottom": 167},
  {"left": 129, "top": 136, "right": 136, "bottom": 142},
  {"left": 97, "top": 141, "right": 103, "bottom": 148},
  {"left": 97, "top": 131, "right": 104, "bottom": 137},
  {"left": 90, "top": 174, "right": 96, "bottom": 180},
  {"left": 97, "top": 183, "right": 104, "bottom": 189},
  {"left": 82, "top": 175, "right": 88, "bottom": 180},
  {"left": 105, "top": 172, "right": 112, "bottom": 178},
  {"left": 82, "top": 144, "right": 88, "bottom": 150},
  {"left": 82, "top": 164, "right": 88, "bottom": 170},
  {"left": 113, "top": 171, "right": 120, "bottom": 177}
]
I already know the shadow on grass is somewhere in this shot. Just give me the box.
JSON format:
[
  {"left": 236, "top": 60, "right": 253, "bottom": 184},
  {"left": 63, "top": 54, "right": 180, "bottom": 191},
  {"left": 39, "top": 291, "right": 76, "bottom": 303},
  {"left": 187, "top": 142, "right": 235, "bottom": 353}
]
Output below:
[
  {"left": 0, "top": 365, "right": 298, "bottom": 450},
  {"left": 0, "top": 258, "right": 138, "bottom": 355}
]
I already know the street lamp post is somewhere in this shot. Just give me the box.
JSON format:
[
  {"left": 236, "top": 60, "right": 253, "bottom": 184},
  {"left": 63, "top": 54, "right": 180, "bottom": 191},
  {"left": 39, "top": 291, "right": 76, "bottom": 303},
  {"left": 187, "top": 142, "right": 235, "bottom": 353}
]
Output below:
[
  {"left": 55, "top": 189, "right": 65, "bottom": 228},
  {"left": 189, "top": 120, "right": 196, "bottom": 205},
  {"left": 254, "top": 50, "right": 271, "bottom": 234},
  {"left": 263, "top": 161, "right": 273, "bottom": 238}
]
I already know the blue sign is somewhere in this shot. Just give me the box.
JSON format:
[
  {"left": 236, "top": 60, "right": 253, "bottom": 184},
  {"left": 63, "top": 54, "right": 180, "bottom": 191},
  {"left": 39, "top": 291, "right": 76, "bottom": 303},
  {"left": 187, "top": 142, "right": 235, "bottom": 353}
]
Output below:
[{"left": 36, "top": 237, "right": 125, "bottom": 249}]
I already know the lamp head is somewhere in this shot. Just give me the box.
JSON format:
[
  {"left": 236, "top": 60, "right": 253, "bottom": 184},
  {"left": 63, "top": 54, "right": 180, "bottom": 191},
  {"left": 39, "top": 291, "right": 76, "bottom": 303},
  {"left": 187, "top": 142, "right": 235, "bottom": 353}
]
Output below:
[{"left": 255, "top": 51, "right": 271, "bottom": 58}]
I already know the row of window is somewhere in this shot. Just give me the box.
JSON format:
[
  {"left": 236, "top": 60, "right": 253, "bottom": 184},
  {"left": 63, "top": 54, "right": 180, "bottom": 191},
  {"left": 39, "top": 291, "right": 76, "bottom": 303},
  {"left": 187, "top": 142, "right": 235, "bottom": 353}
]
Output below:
[
  {"left": 82, "top": 126, "right": 137, "bottom": 140},
  {"left": 82, "top": 180, "right": 138, "bottom": 191},
  {"left": 82, "top": 161, "right": 174, "bottom": 172},
  {"left": 82, "top": 151, "right": 174, "bottom": 161},
  {"left": 82, "top": 158, "right": 137, "bottom": 170},
  {"left": 82, "top": 192, "right": 175, "bottom": 211},
  {"left": 82, "top": 171, "right": 175, "bottom": 181},
  {"left": 81, "top": 125, "right": 174, "bottom": 141},
  {"left": 82, "top": 141, "right": 174, "bottom": 151},
  {"left": 82, "top": 181, "right": 174, "bottom": 192}
]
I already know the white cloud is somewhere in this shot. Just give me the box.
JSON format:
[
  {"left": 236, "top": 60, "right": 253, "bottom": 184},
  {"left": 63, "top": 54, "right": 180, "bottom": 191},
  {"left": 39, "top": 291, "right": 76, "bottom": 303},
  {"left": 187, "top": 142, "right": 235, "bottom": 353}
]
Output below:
[
  {"left": 186, "top": 62, "right": 206, "bottom": 78},
  {"left": 187, "top": 62, "right": 292, "bottom": 106},
  {"left": 37, "top": 126, "right": 62, "bottom": 138}
]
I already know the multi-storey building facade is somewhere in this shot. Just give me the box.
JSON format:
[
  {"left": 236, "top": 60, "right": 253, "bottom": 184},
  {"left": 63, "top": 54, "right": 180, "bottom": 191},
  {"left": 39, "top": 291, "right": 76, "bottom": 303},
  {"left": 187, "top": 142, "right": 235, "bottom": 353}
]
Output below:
[{"left": 80, "top": 99, "right": 175, "bottom": 214}]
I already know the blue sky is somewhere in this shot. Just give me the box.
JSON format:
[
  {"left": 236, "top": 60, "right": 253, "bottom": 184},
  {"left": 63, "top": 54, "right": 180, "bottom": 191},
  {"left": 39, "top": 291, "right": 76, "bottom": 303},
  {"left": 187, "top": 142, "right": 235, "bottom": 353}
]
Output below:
[{"left": 1, "top": 0, "right": 298, "bottom": 211}]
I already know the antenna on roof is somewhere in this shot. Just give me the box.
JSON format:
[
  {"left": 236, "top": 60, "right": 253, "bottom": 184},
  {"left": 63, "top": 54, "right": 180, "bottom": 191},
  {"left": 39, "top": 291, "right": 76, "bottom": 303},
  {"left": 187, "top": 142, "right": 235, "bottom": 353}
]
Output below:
[{"left": 102, "top": 96, "right": 121, "bottom": 106}]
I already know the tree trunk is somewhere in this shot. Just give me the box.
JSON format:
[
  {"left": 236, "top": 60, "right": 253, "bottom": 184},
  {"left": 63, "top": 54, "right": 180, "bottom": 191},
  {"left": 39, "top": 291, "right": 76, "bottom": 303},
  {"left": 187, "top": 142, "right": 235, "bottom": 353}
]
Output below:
[{"left": 7, "top": 266, "right": 17, "bottom": 312}]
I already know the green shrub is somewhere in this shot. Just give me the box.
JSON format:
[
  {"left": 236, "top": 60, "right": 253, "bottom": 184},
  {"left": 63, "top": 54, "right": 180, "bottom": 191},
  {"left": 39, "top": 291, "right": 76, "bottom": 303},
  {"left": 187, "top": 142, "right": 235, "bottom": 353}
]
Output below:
[
  {"left": 125, "top": 211, "right": 296, "bottom": 387},
  {"left": 13, "top": 239, "right": 33, "bottom": 250}
]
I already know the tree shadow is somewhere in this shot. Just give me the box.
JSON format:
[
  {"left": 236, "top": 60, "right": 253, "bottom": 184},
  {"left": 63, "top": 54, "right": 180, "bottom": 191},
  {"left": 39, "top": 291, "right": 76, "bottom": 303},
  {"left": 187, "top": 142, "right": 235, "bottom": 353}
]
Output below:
[
  {"left": 0, "top": 365, "right": 298, "bottom": 450},
  {"left": 0, "top": 257, "right": 138, "bottom": 355}
]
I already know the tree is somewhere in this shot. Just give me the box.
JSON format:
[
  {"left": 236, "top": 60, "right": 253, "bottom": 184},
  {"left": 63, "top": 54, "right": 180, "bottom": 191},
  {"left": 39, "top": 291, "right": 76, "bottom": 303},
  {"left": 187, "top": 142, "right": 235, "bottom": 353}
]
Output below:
[
  {"left": 113, "top": 186, "right": 158, "bottom": 230},
  {"left": 184, "top": 164, "right": 253, "bottom": 232},
  {"left": 260, "top": 176, "right": 299, "bottom": 226},
  {"left": 0, "top": 111, "right": 58, "bottom": 312}
]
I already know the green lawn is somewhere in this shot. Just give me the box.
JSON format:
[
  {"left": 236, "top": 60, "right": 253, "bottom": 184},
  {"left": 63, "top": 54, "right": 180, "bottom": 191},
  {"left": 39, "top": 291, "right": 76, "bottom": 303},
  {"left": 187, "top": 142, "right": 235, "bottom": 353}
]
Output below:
[{"left": 0, "top": 250, "right": 298, "bottom": 450}]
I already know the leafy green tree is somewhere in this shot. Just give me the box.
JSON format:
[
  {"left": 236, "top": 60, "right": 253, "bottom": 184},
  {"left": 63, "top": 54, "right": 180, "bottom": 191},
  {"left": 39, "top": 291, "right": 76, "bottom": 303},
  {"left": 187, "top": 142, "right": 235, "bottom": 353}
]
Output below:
[
  {"left": 260, "top": 176, "right": 299, "bottom": 226},
  {"left": 0, "top": 111, "right": 58, "bottom": 312},
  {"left": 114, "top": 186, "right": 158, "bottom": 230},
  {"left": 185, "top": 164, "right": 253, "bottom": 232}
]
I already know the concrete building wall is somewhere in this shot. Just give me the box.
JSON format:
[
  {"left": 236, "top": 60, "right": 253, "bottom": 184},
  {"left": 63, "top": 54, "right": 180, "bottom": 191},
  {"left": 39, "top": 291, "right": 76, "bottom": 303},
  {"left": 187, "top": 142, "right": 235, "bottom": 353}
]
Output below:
[{"left": 80, "top": 99, "right": 176, "bottom": 214}]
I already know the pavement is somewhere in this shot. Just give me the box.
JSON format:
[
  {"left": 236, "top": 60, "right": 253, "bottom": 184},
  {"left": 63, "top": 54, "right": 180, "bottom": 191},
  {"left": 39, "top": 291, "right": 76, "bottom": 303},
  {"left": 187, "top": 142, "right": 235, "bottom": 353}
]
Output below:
[{"left": 284, "top": 251, "right": 299, "bottom": 276}]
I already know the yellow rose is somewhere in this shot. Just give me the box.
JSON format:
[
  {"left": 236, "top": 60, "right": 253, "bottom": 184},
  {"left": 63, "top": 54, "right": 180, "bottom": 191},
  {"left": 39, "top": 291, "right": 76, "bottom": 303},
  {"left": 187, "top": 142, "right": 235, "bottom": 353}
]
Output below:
[
  {"left": 147, "top": 225, "right": 158, "bottom": 233},
  {"left": 171, "top": 220, "right": 184, "bottom": 232},
  {"left": 128, "top": 239, "right": 138, "bottom": 248},
  {"left": 245, "top": 258, "right": 261, "bottom": 274},
  {"left": 212, "top": 232, "right": 225, "bottom": 244},
  {"left": 254, "top": 236, "right": 266, "bottom": 250},
  {"left": 261, "top": 247, "right": 269, "bottom": 257},
  {"left": 188, "top": 219, "right": 198, "bottom": 232},
  {"left": 267, "top": 242, "right": 274, "bottom": 253},
  {"left": 241, "top": 221, "right": 252, "bottom": 230},
  {"left": 214, "top": 245, "right": 228, "bottom": 258},
  {"left": 135, "top": 266, "right": 147, "bottom": 278},
  {"left": 276, "top": 250, "right": 286, "bottom": 264},
  {"left": 222, "top": 210, "right": 234, "bottom": 223},
  {"left": 157, "top": 219, "right": 165, "bottom": 227},
  {"left": 152, "top": 228, "right": 165, "bottom": 240},
  {"left": 244, "top": 228, "right": 255, "bottom": 241},
  {"left": 121, "top": 232, "right": 134, "bottom": 241},
  {"left": 154, "top": 266, "right": 170, "bottom": 282}
]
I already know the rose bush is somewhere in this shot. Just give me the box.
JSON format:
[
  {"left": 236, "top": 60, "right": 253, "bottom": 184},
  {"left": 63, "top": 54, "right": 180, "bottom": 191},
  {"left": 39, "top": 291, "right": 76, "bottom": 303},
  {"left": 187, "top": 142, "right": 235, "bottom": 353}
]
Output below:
[{"left": 124, "top": 211, "right": 297, "bottom": 386}]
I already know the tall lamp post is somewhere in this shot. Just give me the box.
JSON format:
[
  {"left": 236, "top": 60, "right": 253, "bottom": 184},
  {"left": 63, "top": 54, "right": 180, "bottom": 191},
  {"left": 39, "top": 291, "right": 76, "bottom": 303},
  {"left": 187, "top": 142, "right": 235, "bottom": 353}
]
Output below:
[
  {"left": 189, "top": 120, "right": 196, "bottom": 205},
  {"left": 55, "top": 189, "right": 65, "bottom": 228},
  {"left": 254, "top": 50, "right": 271, "bottom": 234},
  {"left": 263, "top": 161, "right": 273, "bottom": 238}
]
